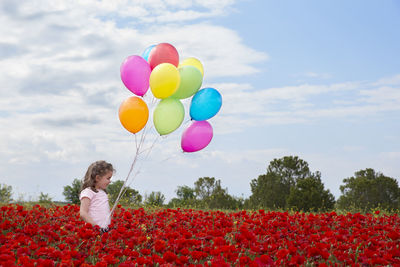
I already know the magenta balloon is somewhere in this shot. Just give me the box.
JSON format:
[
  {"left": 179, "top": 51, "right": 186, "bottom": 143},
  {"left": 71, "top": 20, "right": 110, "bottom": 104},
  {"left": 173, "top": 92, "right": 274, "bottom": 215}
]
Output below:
[
  {"left": 120, "top": 55, "right": 151, "bottom": 96},
  {"left": 181, "top": 121, "right": 213, "bottom": 152}
]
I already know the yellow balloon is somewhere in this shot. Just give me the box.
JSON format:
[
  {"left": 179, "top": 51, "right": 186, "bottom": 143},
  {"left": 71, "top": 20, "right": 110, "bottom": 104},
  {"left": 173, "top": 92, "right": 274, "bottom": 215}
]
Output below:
[
  {"left": 119, "top": 96, "right": 149, "bottom": 134},
  {"left": 179, "top": 57, "right": 204, "bottom": 76},
  {"left": 149, "top": 63, "right": 180, "bottom": 99}
]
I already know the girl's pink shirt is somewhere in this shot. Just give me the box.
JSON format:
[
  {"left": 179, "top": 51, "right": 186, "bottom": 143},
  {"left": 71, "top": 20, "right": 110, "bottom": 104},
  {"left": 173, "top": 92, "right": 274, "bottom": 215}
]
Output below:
[{"left": 80, "top": 188, "right": 111, "bottom": 228}]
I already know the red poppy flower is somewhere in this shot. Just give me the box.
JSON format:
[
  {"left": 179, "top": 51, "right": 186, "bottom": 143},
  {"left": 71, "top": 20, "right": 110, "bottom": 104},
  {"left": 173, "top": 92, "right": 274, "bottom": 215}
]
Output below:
[
  {"left": 163, "top": 251, "right": 177, "bottom": 263},
  {"left": 154, "top": 239, "right": 166, "bottom": 253}
]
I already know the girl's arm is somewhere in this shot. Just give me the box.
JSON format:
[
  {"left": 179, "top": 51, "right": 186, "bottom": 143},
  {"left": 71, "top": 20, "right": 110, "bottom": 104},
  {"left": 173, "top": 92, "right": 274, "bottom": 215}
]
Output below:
[{"left": 80, "top": 197, "right": 96, "bottom": 226}]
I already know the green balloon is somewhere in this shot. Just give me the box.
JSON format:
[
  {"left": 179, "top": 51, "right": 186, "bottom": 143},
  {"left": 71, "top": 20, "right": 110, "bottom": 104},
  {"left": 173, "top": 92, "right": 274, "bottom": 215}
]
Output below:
[
  {"left": 170, "top": 65, "right": 203, "bottom": 99},
  {"left": 153, "top": 98, "right": 185, "bottom": 135}
]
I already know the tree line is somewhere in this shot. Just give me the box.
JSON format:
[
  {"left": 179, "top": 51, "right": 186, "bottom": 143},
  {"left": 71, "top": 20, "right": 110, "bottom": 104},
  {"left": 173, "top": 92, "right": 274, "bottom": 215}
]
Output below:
[{"left": 1, "top": 156, "right": 399, "bottom": 212}]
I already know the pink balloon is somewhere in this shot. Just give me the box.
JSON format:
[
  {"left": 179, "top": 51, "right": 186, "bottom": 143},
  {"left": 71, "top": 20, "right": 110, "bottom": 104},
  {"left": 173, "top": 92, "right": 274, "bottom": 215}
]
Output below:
[
  {"left": 148, "top": 43, "right": 179, "bottom": 70},
  {"left": 181, "top": 121, "right": 213, "bottom": 152},
  {"left": 120, "top": 55, "right": 151, "bottom": 96}
]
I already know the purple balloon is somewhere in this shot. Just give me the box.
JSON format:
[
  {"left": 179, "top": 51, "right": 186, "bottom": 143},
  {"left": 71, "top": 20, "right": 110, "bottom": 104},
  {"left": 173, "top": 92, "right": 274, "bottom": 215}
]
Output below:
[
  {"left": 120, "top": 55, "right": 151, "bottom": 97},
  {"left": 181, "top": 121, "right": 213, "bottom": 152}
]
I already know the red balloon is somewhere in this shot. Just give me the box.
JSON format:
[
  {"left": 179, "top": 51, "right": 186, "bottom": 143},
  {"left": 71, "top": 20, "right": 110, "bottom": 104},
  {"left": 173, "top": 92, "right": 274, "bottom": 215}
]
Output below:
[{"left": 148, "top": 43, "right": 179, "bottom": 70}]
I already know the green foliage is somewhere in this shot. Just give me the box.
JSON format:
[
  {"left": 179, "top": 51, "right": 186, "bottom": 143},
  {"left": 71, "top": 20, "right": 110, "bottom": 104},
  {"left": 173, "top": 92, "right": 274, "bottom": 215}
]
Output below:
[
  {"left": 207, "top": 187, "right": 244, "bottom": 210},
  {"left": 168, "top": 177, "right": 243, "bottom": 210},
  {"left": 168, "top": 185, "right": 198, "bottom": 208},
  {"left": 176, "top": 185, "right": 195, "bottom": 201},
  {"left": 58, "top": 157, "right": 398, "bottom": 214},
  {"left": 38, "top": 192, "right": 53, "bottom": 204},
  {"left": 194, "top": 177, "right": 219, "bottom": 200},
  {"left": 248, "top": 156, "right": 334, "bottom": 211},
  {"left": 249, "top": 173, "right": 287, "bottom": 209},
  {"left": 144, "top": 191, "right": 165, "bottom": 207},
  {"left": 287, "top": 173, "right": 335, "bottom": 212},
  {"left": 0, "top": 184, "right": 13, "bottom": 203},
  {"left": 107, "top": 180, "right": 142, "bottom": 206},
  {"left": 267, "top": 156, "right": 311, "bottom": 183},
  {"left": 337, "top": 168, "right": 400, "bottom": 212},
  {"left": 63, "top": 178, "right": 82, "bottom": 204}
]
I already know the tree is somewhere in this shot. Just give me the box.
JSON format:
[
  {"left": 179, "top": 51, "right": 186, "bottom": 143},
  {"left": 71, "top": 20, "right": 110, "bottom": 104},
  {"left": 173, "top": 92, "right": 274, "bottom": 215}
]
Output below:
[
  {"left": 287, "top": 173, "right": 335, "bottom": 212},
  {"left": 144, "top": 191, "right": 165, "bottom": 207},
  {"left": 337, "top": 168, "right": 400, "bottom": 211},
  {"left": 249, "top": 172, "right": 288, "bottom": 209},
  {"left": 267, "top": 156, "right": 312, "bottom": 194},
  {"left": 63, "top": 178, "right": 82, "bottom": 204},
  {"left": 38, "top": 192, "right": 53, "bottom": 204},
  {"left": 107, "top": 180, "right": 142, "bottom": 206},
  {"left": 194, "top": 177, "right": 219, "bottom": 200},
  {"left": 168, "top": 185, "right": 198, "bottom": 208},
  {"left": 168, "top": 178, "right": 243, "bottom": 210},
  {"left": 176, "top": 185, "right": 196, "bottom": 201},
  {"left": 248, "top": 156, "right": 330, "bottom": 210},
  {"left": 0, "top": 184, "right": 13, "bottom": 203},
  {"left": 193, "top": 177, "right": 242, "bottom": 209},
  {"left": 207, "top": 186, "right": 244, "bottom": 210}
]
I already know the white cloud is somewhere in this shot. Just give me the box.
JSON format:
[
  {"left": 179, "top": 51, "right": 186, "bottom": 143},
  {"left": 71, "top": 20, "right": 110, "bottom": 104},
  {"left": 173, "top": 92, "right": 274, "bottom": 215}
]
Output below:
[
  {"left": 374, "top": 74, "right": 400, "bottom": 86},
  {"left": 208, "top": 78, "right": 400, "bottom": 133},
  {"left": 207, "top": 148, "right": 290, "bottom": 165},
  {"left": 360, "top": 86, "right": 400, "bottom": 105},
  {"left": 8, "top": 0, "right": 235, "bottom": 25},
  {"left": 0, "top": 0, "right": 268, "bottom": 174},
  {"left": 298, "top": 71, "right": 332, "bottom": 79}
]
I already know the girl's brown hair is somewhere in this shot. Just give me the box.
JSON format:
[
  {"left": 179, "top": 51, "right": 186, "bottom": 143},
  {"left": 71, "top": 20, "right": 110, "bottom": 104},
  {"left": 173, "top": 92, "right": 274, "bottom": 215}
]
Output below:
[{"left": 81, "top": 160, "right": 114, "bottom": 193}]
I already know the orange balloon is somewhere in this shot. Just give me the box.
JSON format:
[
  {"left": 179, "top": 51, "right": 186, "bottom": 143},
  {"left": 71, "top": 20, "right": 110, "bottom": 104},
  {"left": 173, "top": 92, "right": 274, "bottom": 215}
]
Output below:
[{"left": 119, "top": 96, "right": 149, "bottom": 134}]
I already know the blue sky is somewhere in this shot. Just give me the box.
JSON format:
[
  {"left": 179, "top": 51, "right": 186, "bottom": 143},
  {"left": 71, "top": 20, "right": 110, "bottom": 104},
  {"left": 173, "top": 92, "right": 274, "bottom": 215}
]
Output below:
[{"left": 0, "top": 0, "right": 399, "bottom": 202}]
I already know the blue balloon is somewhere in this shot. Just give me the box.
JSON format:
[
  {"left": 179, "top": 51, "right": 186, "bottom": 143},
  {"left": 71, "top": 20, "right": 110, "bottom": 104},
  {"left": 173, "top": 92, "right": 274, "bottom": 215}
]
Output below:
[
  {"left": 141, "top": 44, "right": 156, "bottom": 61},
  {"left": 190, "top": 88, "right": 222, "bottom": 121}
]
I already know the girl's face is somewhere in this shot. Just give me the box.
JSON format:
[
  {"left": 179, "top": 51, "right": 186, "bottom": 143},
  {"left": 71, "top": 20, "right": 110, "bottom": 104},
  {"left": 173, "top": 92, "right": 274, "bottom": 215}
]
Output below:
[{"left": 95, "top": 170, "right": 113, "bottom": 190}]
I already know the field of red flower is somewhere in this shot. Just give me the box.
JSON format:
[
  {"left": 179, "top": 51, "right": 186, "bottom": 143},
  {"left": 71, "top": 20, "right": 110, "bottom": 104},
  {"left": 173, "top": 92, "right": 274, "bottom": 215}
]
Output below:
[{"left": 0, "top": 204, "right": 399, "bottom": 266}]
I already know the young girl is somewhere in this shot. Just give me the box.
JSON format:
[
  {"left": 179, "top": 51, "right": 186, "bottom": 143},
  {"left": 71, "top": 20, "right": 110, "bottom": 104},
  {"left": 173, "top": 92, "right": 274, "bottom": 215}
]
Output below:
[{"left": 79, "top": 160, "right": 114, "bottom": 231}]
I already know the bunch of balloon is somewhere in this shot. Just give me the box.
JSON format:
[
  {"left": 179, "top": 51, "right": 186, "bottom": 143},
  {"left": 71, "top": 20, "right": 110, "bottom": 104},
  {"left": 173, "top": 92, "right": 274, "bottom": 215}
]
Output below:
[
  {"left": 119, "top": 42, "right": 222, "bottom": 152},
  {"left": 113, "top": 43, "right": 222, "bottom": 215}
]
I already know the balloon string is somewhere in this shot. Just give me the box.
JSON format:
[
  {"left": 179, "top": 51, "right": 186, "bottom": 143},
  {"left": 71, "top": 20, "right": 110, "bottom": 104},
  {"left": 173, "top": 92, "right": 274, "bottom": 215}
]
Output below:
[
  {"left": 124, "top": 132, "right": 160, "bottom": 189},
  {"left": 108, "top": 124, "right": 160, "bottom": 220},
  {"left": 127, "top": 128, "right": 159, "bottom": 180},
  {"left": 109, "top": 137, "right": 141, "bottom": 218},
  {"left": 158, "top": 151, "right": 181, "bottom": 163},
  {"left": 109, "top": 125, "right": 147, "bottom": 219}
]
